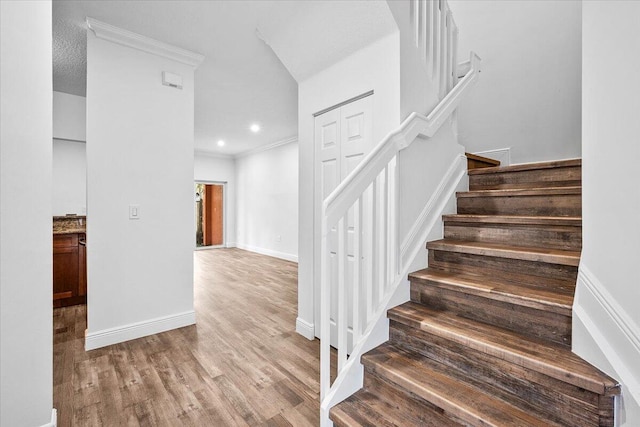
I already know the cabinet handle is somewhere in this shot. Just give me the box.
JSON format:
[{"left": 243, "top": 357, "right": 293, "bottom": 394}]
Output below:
[{"left": 79, "top": 240, "right": 86, "bottom": 246}]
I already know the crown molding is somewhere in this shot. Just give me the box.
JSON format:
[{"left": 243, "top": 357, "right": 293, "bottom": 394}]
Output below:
[
  {"left": 235, "top": 136, "right": 298, "bottom": 159},
  {"left": 86, "top": 18, "right": 205, "bottom": 68},
  {"left": 194, "top": 149, "right": 234, "bottom": 160}
]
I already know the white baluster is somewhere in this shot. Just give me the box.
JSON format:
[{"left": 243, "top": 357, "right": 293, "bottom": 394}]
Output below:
[
  {"left": 394, "top": 156, "right": 401, "bottom": 277},
  {"left": 381, "top": 166, "right": 389, "bottom": 295},
  {"left": 371, "top": 177, "right": 379, "bottom": 310},
  {"left": 447, "top": 11, "right": 453, "bottom": 92},
  {"left": 420, "top": 0, "right": 427, "bottom": 62},
  {"left": 320, "top": 225, "right": 330, "bottom": 400},
  {"left": 432, "top": 0, "right": 440, "bottom": 77},
  {"left": 413, "top": 0, "right": 420, "bottom": 47},
  {"left": 352, "top": 197, "right": 362, "bottom": 344},
  {"left": 440, "top": 1, "right": 447, "bottom": 98},
  {"left": 453, "top": 24, "right": 459, "bottom": 87},
  {"left": 337, "top": 216, "right": 347, "bottom": 372},
  {"left": 425, "top": 0, "right": 432, "bottom": 70}
]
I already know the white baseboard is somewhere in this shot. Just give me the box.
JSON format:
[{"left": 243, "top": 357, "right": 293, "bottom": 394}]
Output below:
[
  {"left": 236, "top": 243, "right": 298, "bottom": 263},
  {"left": 226, "top": 241, "right": 237, "bottom": 248},
  {"left": 473, "top": 147, "right": 511, "bottom": 166},
  {"left": 573, "top": 264, "right": 640, "bottom": 414},
  {"left": 39, "top": 409, "right": 57, "bottom": 427},
  {"left": 85, "top": 310, "right": 196, "bottom": 350},
  {"left": 296, "top": 317, "right": 315, "bottom": 340}
]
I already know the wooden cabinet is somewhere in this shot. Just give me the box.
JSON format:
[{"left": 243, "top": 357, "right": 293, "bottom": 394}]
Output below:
[{"left": 53, "top": 233, "right": 86, "bottom": 307}]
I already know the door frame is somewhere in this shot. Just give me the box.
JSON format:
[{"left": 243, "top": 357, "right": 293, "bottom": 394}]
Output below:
[{"left": 194, "top": 180, "right": 227, "bottom": 250}]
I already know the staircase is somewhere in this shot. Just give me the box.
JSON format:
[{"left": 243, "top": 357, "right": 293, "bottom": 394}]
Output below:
[{"left": 329, "top": 158, "right": 620, "bottom": 426}]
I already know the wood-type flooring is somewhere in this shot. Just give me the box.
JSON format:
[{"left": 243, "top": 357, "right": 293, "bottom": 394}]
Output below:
[{"left": 53, "top": 248, "right": 320, "bottom": 427}]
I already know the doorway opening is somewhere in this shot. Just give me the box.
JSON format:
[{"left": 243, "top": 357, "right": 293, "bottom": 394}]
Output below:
[{"left": 195, "top": 182, "right": 225, "bottom": 248}]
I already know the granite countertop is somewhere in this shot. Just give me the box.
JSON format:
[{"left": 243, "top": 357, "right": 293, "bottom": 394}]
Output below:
[{"left": 53, "top": 216, "right": 86, "bottom": 235}]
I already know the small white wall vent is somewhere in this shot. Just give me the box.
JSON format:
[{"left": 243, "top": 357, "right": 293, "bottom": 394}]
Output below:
[{"left": 162, "top": 71, "right": 183, "bottom": 89}]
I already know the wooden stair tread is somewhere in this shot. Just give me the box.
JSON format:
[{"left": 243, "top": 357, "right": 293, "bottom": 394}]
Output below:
[
  {"left": 388, "top": 302, "right": 620, "bottom": 395},
  {"left": 330, "top": 389, "right": 458, "bottom": 427},
  {"left": 363, "top": 343, "right": 563, "bottom": 427},
  {"left": 457, "top": 186, "right": 582, "bottom": 197},
  {"left": 427, "top": 239, "right": 581, "bottom": 266},
  {"left": 443, "top": 214, "right": 582, "bottom": 227},
  {"left": 468, "top": 158, "right": 581, "bottom": 175},
  {"left": 409, "top": 268, "right": 574, "bottom": 316}
]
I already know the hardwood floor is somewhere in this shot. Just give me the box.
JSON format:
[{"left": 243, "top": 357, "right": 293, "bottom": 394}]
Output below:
[{"left": 53, "top": 248, "right": 320, "bottom": 427}]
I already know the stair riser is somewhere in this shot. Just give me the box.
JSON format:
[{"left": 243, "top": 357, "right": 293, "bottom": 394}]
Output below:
[
  {"left": 457, "top": 194, "right": 581, "bottom": 216},
  {"left": 388, "top": 321, "right": 602, "bottom": 427},
  {"left": 428, "top": 250, "right": 578, "bottom": 288},
  {"left": 444, "top": 222, "right": 582, "bottom": 251},
  {"left": 469, "top": 166, "right": 581, "bottom": 190},
  {"left": 363, "top": 371, "right": 464, "bottom": 426},
  {"left": 410, "top": 280, "right": 572, "bottom": 346}
]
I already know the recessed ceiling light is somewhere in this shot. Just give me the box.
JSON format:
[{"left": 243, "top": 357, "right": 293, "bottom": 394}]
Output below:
[
  {"left": 250, "top": 124, "right": 260, "bottom": 133},
  {"left": 217, "top": 140, "right": 225, "bottom": 147}
]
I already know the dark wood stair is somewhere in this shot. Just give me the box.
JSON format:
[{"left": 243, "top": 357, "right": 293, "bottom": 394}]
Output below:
[{"left": 330, "top": 158, "right": 620, "bottom": 426}]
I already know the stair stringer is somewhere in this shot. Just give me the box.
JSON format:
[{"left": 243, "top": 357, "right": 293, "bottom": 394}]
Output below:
[{"left": 320, "top": 151, "right": 468, "bottom": 424}]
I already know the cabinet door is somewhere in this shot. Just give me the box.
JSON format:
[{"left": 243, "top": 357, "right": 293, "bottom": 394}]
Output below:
[
  {"left": 53, "top": 245, "right": 79, "bottom": 301},
  {"left": 78, "top": 234, "right": 86, "bottom": 297}
]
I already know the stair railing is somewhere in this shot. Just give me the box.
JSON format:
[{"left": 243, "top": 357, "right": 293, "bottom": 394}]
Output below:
[{"left": 319, "top": 0, "right": 480, "bottom": 424}]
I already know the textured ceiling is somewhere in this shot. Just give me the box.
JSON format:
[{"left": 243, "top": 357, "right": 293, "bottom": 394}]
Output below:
[{"left": 52, "top": 0, "right": 298, "bottom": 156}]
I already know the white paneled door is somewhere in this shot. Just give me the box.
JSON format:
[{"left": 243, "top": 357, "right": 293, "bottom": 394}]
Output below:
[{"left": 314, "top": 94, "right": 373, "bottom": 351}]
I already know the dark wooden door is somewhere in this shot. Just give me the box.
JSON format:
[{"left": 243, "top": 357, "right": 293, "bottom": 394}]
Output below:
[{"left": 202, "top": 184, "right": 223, "bottom": 246}]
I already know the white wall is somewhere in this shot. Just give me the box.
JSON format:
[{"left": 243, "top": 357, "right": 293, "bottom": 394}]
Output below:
[
  {"left": 0, "top": 1, "right": 54, "bottom": 426},
  {"left": 85, "top": 26, "right": 198, "bottom": 349},
  {"left": 53, "top": 91, "right": 86, "bottom": 141},
  {"left": 297, "top": 32, "right": 401, "bottom": 338},
  {"left": 448, "top": 0, "right": 582, "bottom": 164},
  {"left": 53, "top": 139, "right": 86, "bottom": 216},
  {"left": 573, "top": 1, "right": 640, "bottom": 423},
  {"left": 235, "top": 141, "right": 298, "bottom": 262},
  {"left": 194, "top": 153, "right": 236, "bottom": 246}
]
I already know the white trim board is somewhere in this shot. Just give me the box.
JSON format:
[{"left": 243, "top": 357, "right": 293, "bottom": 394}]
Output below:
[
  {"left": 296, "top": 317, "right": 315, "bottom": 340},
  {"left": 235, "top": 243, "right": 298, "bottom": 263},
  {"left": 573, "top": 264, "right": 640, "bottom": 410},
  {"left": 86, "top": 18, "right": 204, "bottom": 67},
  {"left": 194, "top": 150, "right": 234, "bottom": 160},
  {"left": 194, "top": 136, "right": 298, "bottom": 160},
  {"left": 234, "top": 136, "right": 298, "bottom": 159},
  {"left": 399, "top": 154, "right": 467, "bottom": 268},
  {"left": 85, "top": 311, "right": 196, "bottom": 350},
  {"left": 39, "top": 409, "right": 57, "bottom": 427}
]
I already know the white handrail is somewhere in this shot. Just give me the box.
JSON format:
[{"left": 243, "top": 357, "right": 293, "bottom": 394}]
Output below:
[
  {"left": 320, "top": 50, "right": 480, "bottom": 403},
  {"left": 319, "top": 1, "right": 481, "bottom": 424},
  {"left": 323, "top": 52, "right": 481, "bottom": 229}
]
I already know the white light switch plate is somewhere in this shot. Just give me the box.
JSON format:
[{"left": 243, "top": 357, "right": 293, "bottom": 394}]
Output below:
[{"left": 129, "top": 204, "right": 140, "bottom": 220}]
